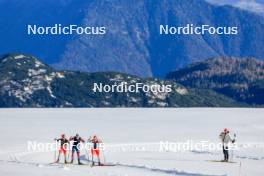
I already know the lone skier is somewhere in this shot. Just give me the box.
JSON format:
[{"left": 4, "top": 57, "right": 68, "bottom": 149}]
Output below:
[
  {"left": 69, "top": 133, "right": 85, "bottom": 165},
  {"left": 219, "top": 128, "right": 235, "bottom": 162},
  {"left": 54, "top": 134, "right": 69, "bottom": 163},
  {"left": 88, "top": 135, "right": 102, "bottom": 166}
]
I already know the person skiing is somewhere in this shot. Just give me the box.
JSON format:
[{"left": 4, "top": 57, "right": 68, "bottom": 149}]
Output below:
[
  {"left": 54, "top": 134, "right": 69, "bottom": 163},
  {"left": 88, "top": 135, "right": 102, "bottom": 166},
  {"left": 69, "top": 133, "right": 85, "bottom": 165},
  {"left": 219, "top": 128, "right": 235, "bottom": 162}
]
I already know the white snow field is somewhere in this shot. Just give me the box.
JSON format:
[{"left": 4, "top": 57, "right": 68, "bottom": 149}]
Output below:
[{"left": 0, "top": 108, "right": 263, "bottom": 176}]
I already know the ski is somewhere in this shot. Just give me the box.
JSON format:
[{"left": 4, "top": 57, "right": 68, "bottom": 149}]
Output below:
[
  {"left": 48, "top": 162, "right": 69, "bottom": 166},
  {"left": 207, "top": 160, "right": 237, "bottom": 163},
  {"left": 72, "top": 163, "right": 87, "bottom": 166},
  {"left": 89, "top": 161, "right": 116, "bottom": 167},
  {"left": 97, "top": 163, "right": 116, "bottom": 166},
  {"left": 90, "top": 164, "right": 116, "bottom": 167}
]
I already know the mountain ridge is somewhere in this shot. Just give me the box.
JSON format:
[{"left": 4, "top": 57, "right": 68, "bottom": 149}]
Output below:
[
  {"left": 166, "top": 56, "right": 264, "bottom": 105},
  {"left": 0, "top": 0, "right": 264, "bottom": 77},
  {"left": 0, "top": 54, "right": 242, "bottom": 107}
]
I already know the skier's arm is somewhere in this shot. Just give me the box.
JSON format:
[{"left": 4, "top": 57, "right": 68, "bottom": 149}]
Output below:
[
  {"left": 54, "top": 138, "right": 61, "bottom": 141},
  {"left": 87, "top": 136, "right": 92, "bottom": 142},
  {"left": 219, "top": 132, "right": 224, "bottom": 139}
]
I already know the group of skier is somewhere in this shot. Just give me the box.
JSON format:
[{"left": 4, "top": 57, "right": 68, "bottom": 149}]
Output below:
[
  {"left": 54, "top": 128, "right": 235, "bottom": 166},
  {"left": 54, "top": 133, "right": 102, "bottom": 165}
]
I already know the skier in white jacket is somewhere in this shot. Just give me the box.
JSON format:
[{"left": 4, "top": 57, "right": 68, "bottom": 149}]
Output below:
[{"left": 219, "top": 128, "right": 235, "bottom": 162}]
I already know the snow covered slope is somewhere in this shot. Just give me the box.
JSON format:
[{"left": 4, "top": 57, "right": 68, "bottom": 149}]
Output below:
[{"left": 0, "top": 108, "right": 263, "bottom": 176}]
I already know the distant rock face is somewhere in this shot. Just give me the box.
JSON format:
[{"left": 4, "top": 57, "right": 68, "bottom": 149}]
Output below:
[
  {"left": 206, "top": 0, "right": 264, "bottom": 15},
  {"left": 0, "top": 54, "right": 64, "bottom": 107},
  {"left": 0, "top": 0, "right": 264, "bottom": 77},
  {"left": 0, "top": 54, "right": 241, "bottom": 107},
  {"left": 166, "top": 57, "right": 264, "bottom": 105}
]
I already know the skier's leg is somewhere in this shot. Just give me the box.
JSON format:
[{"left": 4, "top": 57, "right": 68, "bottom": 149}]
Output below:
[
  {"left": 223, "top": 146, "right": 228, "bottom": 161},
  {"left": 71, "top": 147, "right": 75, "bottom": 163},
  {"left": 91, "top": 149, "right": 94, "bottom": 165},
  {"left": 77, "top": 151, "right": 81, "bottom": 164},
  {"left": 98, "top": 156, "right": 101, "bottom": 165},
  {"left": 226, "top": 146, "right": 229, "bottom": 161},
  {"left": 224, "top": 150, "right": 228, "bottom": 161},
  {"left": 67, "top": 148, "right": 70, "bottom": 162},
  {"left": 85, "top": 147, "right": 90, "bottom": 162},
  {"left": 96, "top": 150, "right": 101, "bottom": 165},
  {"left": 56, "top": 152, "right": 60, "bottom": 163},
  {"left": 56, "top": 148, "right": 62, "bottom": 163},
  {"left": 222, "top": 146, "right": 226, "bottom": 160},
  {"left": 63, "top": 149, "right": 67, "bottom": 163},
  {"left": 98, "top": 157, "right": 101, "bottom": 165},
  {"left": 64, "top": 154, "right": 67, "bottom": 163}
]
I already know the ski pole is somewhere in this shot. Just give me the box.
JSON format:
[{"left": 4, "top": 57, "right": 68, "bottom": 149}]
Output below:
[
  {"left": 100, "top": 141, "right": 106, "bottom": 164},
  {"left": 239, "top": 161, "right": 242, "bottom": 176},
  {"left": 231, "top": 133, "right": 236, "bottom": 162},
  {"left": 54, "top": 149, "right": 57, "bottom": 163},
  {"left": 102, "top": 148, "right": 106, "bottom": 164},
  {"left": 54, "top": 139, "right": 58, "bottom": 163},
  {"left": 85, "top": 146, "right": 90, "bottom": 162},
  {"left": 91, "top": 151, "right": 94, "bottom": 165},
  {"left": 231, "top": 148, "right": 234, "bottom": 162},
  {"left": 67, "top": 143, "right": 71, "bottom": 163}
]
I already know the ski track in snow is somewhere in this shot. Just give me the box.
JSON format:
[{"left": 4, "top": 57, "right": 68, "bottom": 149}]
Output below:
[
  {"left": 115, "top": 163, "right": 226, "bottom": 176},
  {"left": 0, "top": 157, "right": 225, "bottom": 176},
  {"left": 189, "top": 150, "right": 264, "bottom": 161},
  {"left": 0, "top": 108, "right": 264, "bottom": 176},
  {"left": 0, "top": 143, "right": 263, "bottom": 176},
  {"left": 0, "top": 145, "right": 263, "bottom": 176},
  {"left": 0, "top": 149, "right": 226, "bottom": 176}
]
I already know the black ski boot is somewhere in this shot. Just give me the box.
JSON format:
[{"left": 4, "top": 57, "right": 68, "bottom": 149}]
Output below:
[{"left": 78, "top": 159, "right": 83, "bottom": 165}]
